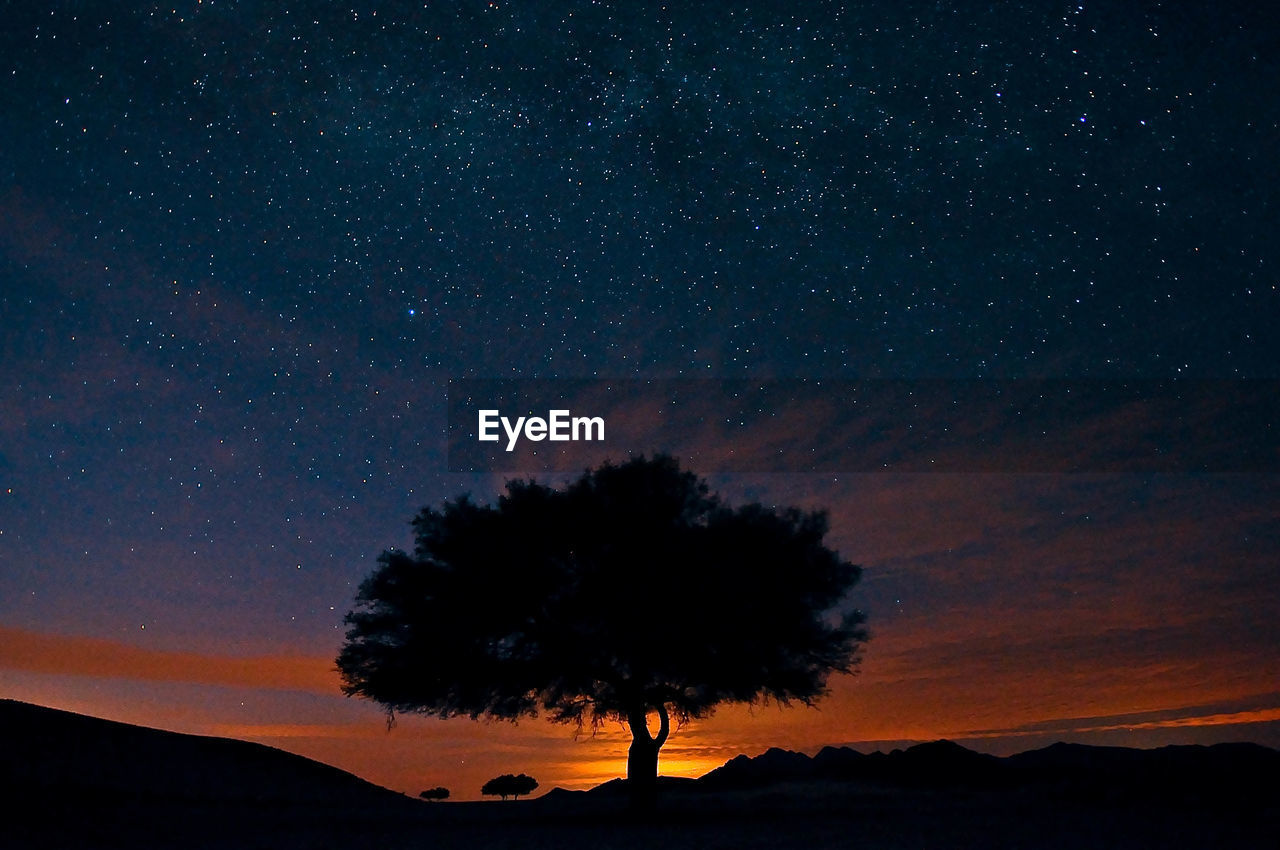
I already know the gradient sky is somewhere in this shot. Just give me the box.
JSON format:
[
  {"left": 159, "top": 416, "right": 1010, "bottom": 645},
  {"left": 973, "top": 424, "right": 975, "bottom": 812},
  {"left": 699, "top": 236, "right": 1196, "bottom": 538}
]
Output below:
[{"left": 2, "top": 2, "right": 1277, "bottom": 800}]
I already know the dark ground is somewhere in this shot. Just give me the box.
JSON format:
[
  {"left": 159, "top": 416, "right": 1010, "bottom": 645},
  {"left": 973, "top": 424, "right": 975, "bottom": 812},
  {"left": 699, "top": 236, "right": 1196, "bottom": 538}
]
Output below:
[{"left": 10, "top": 781, "right": 1277, "bottom": 850}]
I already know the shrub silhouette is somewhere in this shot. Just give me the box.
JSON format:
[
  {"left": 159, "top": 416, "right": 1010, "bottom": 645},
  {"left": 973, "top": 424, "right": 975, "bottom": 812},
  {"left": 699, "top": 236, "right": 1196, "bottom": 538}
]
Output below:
[
  {"left": 481, "top": 773, "right": 538, "bottom": 800},
  {"left": 418, "top": 786, "right": 450, "bottom": 801},
  {"left": 338, "top": 455, "right": 867, "bottom": 808}
]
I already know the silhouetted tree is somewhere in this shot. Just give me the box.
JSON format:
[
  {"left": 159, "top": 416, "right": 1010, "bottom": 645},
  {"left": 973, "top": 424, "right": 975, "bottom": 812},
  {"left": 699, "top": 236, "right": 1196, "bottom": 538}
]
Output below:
[
  {"left": 418, "top": 786, "right": 450, "bottom": 801},
  {"left": 337, "top": 455, "right": 867, "bottom": 808},
  {"left": 481, "top": 773, "right": 538, "bottom": 800}
]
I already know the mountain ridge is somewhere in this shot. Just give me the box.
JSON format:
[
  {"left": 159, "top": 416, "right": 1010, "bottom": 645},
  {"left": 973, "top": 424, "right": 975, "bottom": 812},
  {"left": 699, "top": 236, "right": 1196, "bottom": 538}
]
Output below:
[{"left": 695, "top": 736, "right": 1280, "bottom": 801}]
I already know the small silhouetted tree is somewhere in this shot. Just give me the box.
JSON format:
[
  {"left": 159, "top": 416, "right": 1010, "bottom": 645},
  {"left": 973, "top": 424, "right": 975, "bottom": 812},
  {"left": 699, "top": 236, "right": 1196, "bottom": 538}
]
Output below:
[
  {"left": 418, "top": 786, "right": 450, "bottom": 801},
  {"left": 481, "top": 773, "right": 538, "bottom": 800},
  {"left": 338, "top": 455, "right": 867, "bottom": 808}
]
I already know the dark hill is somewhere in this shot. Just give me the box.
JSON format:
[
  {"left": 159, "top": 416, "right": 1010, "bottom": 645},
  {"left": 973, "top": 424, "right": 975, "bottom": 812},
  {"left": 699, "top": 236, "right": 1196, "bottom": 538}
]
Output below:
[
  {"left": 701, "top": 738, "right": 1004, "bottom": 789},
  {"left": 1003, "top": 739, "right": 1280, "bottom": 802},
  {"left": 697, "top": 737, "right": 1280, "bottom": 802},
  {"left": 700, "top": 746, "right": 815, "bottom": 788},
  {"left": 582, "top": 775, "right": 701, "bottom": 797},
  {"left": 0, "top": 699, "right": 407, "bottom": 806}
]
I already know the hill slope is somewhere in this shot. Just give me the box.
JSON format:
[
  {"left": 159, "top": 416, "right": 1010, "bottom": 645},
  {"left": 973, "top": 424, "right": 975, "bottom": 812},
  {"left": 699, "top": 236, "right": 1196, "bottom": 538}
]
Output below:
[{"left": 0, "top": 699, "right": 404, "bottom": 806}]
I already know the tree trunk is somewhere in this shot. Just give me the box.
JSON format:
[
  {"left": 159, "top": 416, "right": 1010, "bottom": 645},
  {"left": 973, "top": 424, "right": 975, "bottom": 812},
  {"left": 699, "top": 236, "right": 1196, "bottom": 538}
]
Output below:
[{"left": 626, "top": 704, "right": 669, "bottom": 812}]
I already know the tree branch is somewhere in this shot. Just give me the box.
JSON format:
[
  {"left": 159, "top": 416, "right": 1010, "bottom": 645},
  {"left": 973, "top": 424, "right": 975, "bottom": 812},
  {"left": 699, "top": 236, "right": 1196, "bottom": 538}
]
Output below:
[
  {"left": 654, "top": 702, "right": 670, "bottom": 749},
  {"left": 627, "top": 705, "right": 653, "bottom": 743}
]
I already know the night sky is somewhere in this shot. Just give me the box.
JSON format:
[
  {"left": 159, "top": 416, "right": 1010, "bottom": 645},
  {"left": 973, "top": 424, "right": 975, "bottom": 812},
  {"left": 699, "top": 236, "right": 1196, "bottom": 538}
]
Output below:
[{"left": 2, "top": 2, "right": 1277, "bottom": 799}]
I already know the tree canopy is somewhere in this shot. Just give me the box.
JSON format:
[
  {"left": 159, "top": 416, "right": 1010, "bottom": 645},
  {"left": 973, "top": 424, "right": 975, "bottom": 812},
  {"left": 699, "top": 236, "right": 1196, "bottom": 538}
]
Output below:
[
  {"left": 480, "top": 773, "right": 538, "bottom": 800},
  {"left": 337, "top": 455, "right": 867, "bottom": 795}
]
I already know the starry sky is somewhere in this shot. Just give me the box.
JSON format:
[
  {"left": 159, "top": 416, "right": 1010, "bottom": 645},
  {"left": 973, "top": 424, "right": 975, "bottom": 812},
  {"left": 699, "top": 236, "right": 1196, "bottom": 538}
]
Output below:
[{"left": 2, "top": 1, "right": 1277, "bottom": 800}]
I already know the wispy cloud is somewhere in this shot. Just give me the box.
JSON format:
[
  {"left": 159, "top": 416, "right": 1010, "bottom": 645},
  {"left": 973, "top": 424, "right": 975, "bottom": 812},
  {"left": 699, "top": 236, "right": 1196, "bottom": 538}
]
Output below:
[
  {"left": 956, "top": 692, "right": 1280, "bottom": 739},
  {"left": 0, "top": 626, "right": 337, "bottom": 693}
]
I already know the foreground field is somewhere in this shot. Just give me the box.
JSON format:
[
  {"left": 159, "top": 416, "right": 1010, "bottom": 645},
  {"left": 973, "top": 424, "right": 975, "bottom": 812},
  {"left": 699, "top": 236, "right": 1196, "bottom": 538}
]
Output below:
[{"left": 11, "top": 781, "right": 1277, "bottom": 850}]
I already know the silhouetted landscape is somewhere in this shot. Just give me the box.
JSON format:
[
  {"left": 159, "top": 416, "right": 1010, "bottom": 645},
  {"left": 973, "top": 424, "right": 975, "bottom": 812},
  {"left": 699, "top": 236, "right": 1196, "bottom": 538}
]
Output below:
[{"left": 7, "top": 699, "right": 1276, "bottom": 849}]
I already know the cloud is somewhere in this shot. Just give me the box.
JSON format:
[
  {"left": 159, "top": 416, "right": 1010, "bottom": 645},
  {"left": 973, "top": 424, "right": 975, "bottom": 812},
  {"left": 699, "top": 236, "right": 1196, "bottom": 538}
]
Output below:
[
  {"left": 0, "top": 626, "right": 337, "bottom": 694},
  {"left": 956, "top": 691, "right": 1280, "bottom": 739}
]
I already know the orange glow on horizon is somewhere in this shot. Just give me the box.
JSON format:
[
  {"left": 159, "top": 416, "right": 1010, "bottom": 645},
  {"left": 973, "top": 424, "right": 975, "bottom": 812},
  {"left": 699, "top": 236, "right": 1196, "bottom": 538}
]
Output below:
[
  {"left": 4, "top": 613, "right": 1278, "bottom": 800},
  {"left": 0, "top": 625, "right": 337, "bottom": 694}
]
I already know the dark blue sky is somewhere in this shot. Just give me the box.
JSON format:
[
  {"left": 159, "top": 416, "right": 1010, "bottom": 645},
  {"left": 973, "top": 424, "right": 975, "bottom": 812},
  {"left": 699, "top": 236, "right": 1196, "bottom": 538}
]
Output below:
[{"left": 1, "top": 1, "right": 1277, "bottom": 796}]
